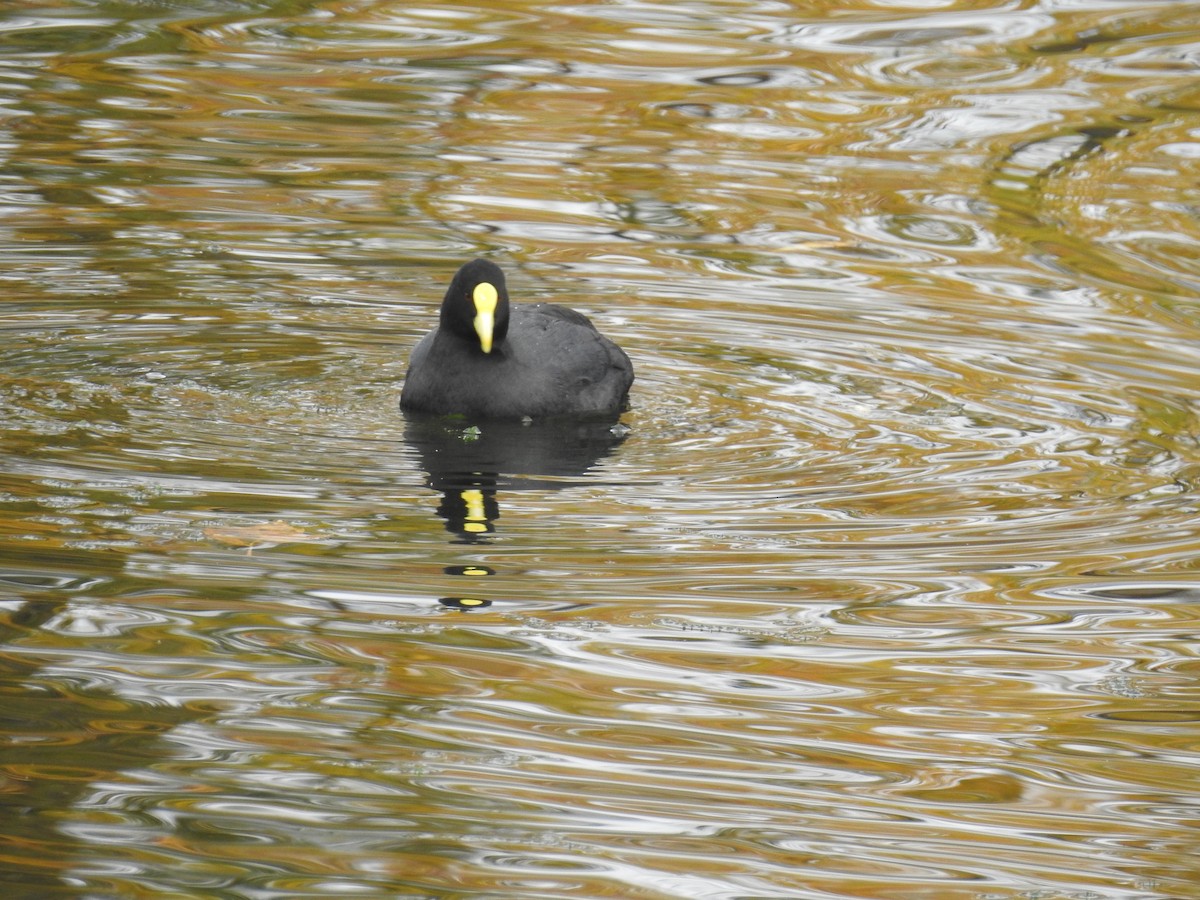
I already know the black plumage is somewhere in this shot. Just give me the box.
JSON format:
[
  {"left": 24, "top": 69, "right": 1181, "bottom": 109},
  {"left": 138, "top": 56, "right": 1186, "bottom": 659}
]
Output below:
[{"left": 400, "top": 259, "right": 633, "bottom": 420}]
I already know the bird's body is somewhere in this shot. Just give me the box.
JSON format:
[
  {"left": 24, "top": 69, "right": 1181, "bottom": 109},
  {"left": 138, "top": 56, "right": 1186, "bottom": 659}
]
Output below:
[{"left": 400, "top": 260, "right": 633, "bottom": 420}]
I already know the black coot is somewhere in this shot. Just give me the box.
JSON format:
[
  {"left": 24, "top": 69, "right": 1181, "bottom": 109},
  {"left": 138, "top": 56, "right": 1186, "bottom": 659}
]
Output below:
[{"left": 400, "top": 259, "right": 633, "bottom": 420}]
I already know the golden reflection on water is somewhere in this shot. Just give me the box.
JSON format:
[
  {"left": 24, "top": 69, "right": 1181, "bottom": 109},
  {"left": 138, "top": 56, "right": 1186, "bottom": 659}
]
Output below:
[{"left": 2, "top": 0, "right": 1200, "bottom": 897}]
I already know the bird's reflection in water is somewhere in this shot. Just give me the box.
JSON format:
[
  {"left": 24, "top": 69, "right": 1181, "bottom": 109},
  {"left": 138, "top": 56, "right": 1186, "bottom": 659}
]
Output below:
[
  {"left": 403, "top": 414, "right": 630, "bottom": 609},
  {"left": 439, "top": 566, "right": 495, "bottom": 609},
  {"left": 438, "top": 596, "right": 492, "bottom": 610},
  {"left": 435, "top": 486, "right": 500, "bottom": 542}
]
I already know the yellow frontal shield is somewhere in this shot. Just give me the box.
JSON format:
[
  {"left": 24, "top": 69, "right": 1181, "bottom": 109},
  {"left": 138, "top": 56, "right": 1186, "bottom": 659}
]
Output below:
[{"left": 472, "top": 282, "right": 499, "bottom": 353}]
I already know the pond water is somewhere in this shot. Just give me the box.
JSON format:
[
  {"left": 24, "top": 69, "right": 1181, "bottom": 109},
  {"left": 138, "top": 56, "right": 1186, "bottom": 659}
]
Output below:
[{"left": 3, "top": 1, "right": 1200, "bottom": 897}]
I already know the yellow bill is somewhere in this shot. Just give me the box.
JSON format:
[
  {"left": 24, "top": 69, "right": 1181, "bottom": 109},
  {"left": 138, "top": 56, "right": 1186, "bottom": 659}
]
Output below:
[{"left": 472, "top": 282, "right": 499, "bottom": 353}]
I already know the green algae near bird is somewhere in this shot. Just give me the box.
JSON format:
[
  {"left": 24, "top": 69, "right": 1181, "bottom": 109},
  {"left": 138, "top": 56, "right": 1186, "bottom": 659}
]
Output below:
[{"left": 400, "top": 259, "right": 634, "bottom": 420}]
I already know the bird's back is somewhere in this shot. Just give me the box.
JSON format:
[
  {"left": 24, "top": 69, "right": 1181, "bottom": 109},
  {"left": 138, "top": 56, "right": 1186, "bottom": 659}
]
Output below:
[{"left": 401, "top": 302, "right": 632, "bottom": 420}]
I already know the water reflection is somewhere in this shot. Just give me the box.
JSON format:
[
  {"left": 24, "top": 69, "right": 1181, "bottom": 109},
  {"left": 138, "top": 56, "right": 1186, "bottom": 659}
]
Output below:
[
  {"left": 404, "top": 413, "right": 630, "bottom": 608},
  {"left": 0, "top": 595, "right": 204, "bottom": 896},
  {"left": 4, "top": 0, "right": 1200, "bottom": 896},
  {"left": 404, "top": 414, "right": 630, "bottom": 500}
]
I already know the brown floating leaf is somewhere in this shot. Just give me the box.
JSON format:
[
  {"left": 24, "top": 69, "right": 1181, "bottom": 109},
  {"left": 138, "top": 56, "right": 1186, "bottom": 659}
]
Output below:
[
  {"left": 773, "top": 239, "right": 852, "bottom": 252},
  {"left": 203, "top": 520, "right": 319, "bottom": 550}
]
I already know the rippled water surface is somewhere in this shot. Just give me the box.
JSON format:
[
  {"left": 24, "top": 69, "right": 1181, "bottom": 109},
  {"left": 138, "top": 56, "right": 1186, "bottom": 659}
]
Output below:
[{"left": 4, "top": 1, "right": 1200, "bottom": 897}]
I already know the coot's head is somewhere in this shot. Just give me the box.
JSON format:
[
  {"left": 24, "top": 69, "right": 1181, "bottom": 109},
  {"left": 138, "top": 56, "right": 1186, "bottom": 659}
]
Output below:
[{"left": 439, "top": 258, "right": 511, "bottom": 354}]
